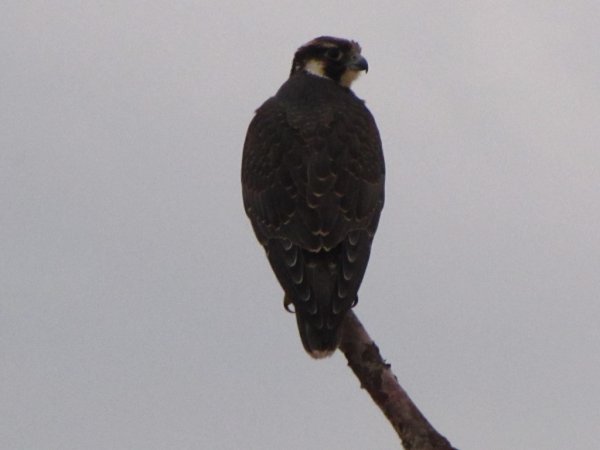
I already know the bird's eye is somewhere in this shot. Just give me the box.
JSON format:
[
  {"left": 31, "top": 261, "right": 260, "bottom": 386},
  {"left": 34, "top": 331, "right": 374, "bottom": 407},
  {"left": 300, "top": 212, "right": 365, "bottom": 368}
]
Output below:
[{"left": 325, "top": 48, "right": 343, "bottom": 61}]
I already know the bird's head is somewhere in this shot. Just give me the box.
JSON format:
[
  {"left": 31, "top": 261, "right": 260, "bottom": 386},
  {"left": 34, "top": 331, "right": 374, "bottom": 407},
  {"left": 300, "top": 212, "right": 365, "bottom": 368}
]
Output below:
[{"left": 290, "top": 36, "right": 369, "bottom": 88}]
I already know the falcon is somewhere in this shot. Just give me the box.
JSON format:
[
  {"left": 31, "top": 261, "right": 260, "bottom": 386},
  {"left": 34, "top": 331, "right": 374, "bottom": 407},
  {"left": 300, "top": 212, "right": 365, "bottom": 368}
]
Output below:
[{"left": 241, "top": 36, "right": 385, "bottom": 358}]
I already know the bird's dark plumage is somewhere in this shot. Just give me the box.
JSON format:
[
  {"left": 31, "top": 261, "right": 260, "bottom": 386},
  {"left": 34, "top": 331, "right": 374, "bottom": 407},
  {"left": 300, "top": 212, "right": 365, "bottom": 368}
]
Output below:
[{"left": 242, "top": 36, "right": 385, "bottom": 358}]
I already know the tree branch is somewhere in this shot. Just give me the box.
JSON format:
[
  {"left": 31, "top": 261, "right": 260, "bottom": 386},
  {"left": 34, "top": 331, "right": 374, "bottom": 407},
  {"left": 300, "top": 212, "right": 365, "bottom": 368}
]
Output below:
[{"left": 340, "top": 311, "right": 458, "bottom": 450}]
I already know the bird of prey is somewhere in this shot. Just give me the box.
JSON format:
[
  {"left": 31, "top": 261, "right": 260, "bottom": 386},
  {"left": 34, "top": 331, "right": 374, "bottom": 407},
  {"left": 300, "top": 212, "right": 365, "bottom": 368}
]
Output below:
[{"left": 241, "top": 36, "right": 385, "bottom": 358}]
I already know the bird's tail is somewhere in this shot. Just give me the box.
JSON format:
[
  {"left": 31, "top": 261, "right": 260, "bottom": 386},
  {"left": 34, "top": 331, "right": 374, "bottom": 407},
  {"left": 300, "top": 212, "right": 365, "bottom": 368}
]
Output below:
[
  {"left": 290, "top": 253, "right": 350, "bottom": 358},
  {"left": 295, "top": 310, "right": 341, "bottom": 358}
]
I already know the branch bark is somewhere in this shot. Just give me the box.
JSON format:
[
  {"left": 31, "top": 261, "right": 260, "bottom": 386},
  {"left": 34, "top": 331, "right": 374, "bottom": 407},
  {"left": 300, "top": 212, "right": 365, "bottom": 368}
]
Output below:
[{"left": 340, "top": 311, "right": 458, "bottom": 450}]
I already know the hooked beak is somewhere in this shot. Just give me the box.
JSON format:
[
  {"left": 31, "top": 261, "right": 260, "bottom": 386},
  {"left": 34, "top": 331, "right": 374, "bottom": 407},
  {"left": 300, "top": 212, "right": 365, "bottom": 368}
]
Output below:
[{"left": 347, "top": 54, "right": 369, "bottom": 73}]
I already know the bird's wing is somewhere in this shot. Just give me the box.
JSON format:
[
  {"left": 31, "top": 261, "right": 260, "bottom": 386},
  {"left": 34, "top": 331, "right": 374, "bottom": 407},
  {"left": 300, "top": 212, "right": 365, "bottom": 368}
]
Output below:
[
  {"left": 241, "top": 97, "right": 301, "bottom": 245},
  {"left": 242, "top": 94, "right": 384, "bottom": 251}
]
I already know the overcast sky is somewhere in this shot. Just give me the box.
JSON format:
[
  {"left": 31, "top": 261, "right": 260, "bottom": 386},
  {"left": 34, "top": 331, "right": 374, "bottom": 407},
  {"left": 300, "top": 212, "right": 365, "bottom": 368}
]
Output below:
[{"left": 2, "top": 2, "right": 599, "bottom": 449}]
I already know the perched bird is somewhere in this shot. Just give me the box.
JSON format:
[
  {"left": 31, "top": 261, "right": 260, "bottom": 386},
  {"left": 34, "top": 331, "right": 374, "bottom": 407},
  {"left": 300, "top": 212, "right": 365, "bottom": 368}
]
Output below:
[{"left": 241, "top": 36, "right": 385, "bottom": 358}]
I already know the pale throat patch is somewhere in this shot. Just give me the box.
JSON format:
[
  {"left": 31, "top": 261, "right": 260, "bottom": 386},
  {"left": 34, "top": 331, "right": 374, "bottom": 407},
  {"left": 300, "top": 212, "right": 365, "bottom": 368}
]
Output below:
[
  {"left": 340, "top": 69, "right": 361, "bottom": 88},
  {"left": 303, "top": 58, "right": 362, "bottom": 88}
]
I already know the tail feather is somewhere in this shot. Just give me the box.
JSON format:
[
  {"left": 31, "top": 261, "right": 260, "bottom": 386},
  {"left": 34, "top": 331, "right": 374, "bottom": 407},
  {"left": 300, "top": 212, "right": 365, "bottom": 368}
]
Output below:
[
  {"left": 295, "top": 253, "right": 346, "bottom": 358},
  {"left": 267, "top": 237, "right": 368, "bottom": 358},
  {"left": 295, "top": 311, "right": 341, "bottom": 358}
]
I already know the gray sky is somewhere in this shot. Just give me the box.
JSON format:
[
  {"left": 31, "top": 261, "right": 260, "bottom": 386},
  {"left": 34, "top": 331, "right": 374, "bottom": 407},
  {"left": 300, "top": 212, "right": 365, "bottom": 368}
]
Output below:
[{"left": 2, "top": 2, "right": 599, "bottom": 449}]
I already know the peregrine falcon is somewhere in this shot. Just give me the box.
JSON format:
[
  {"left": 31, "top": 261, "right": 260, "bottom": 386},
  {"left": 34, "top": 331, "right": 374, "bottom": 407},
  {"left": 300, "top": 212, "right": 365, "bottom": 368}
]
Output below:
[{"left": 241, "top": 36, "right": 385, "bottom": 358}]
